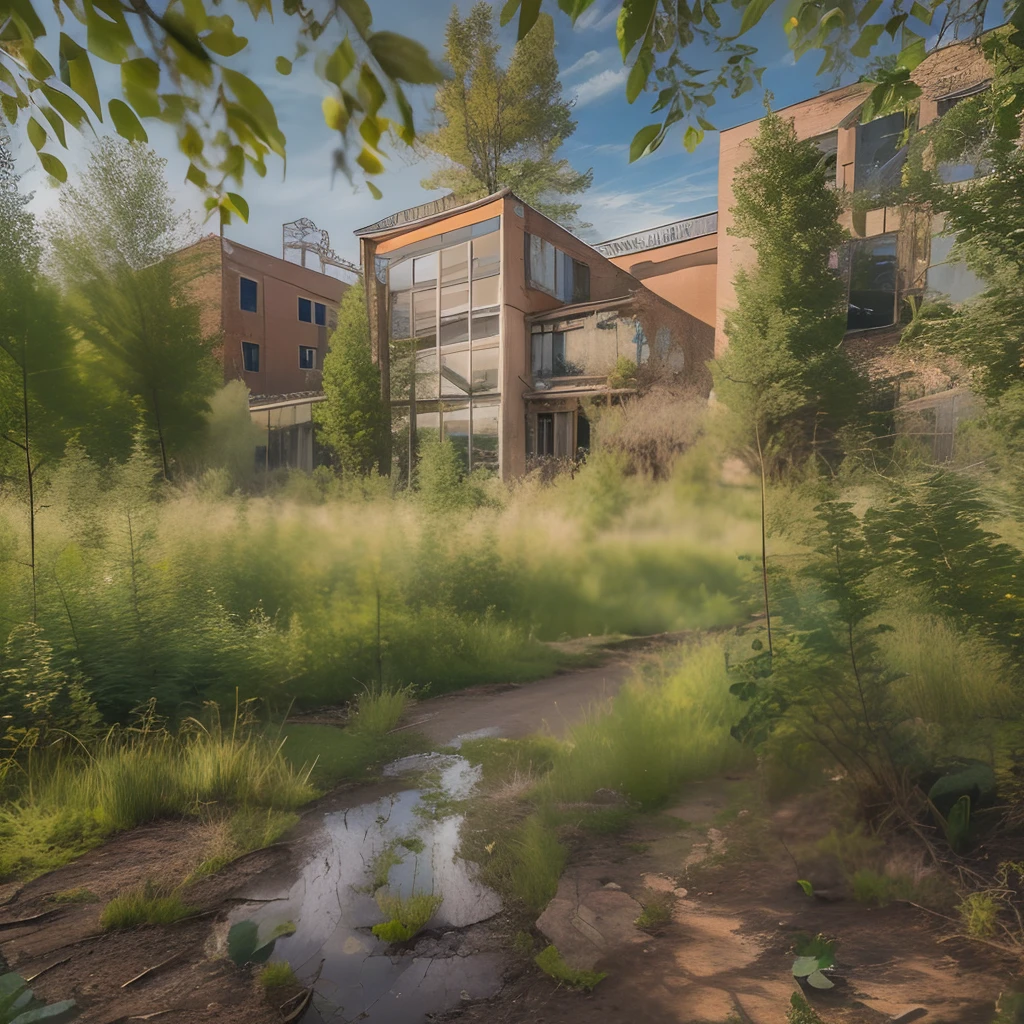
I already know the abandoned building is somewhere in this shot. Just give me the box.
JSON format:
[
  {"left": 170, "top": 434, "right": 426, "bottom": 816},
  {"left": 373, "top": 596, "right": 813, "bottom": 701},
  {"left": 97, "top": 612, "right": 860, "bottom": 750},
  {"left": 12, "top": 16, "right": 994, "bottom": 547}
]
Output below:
[{"left": 354, "top": 191, "right": 713, "bottom": 479}]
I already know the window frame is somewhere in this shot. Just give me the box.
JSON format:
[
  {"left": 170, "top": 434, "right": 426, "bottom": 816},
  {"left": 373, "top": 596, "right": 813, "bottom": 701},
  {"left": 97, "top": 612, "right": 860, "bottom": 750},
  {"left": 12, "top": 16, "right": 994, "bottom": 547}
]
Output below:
[
  {"left": 240, "top": 277, "right": 258, "bottom": 313},
  {"left": 298, "top": 345, "right": 316, "bottom": 370},
  {"left": 314, "top": 302, "right": 326, "bottom": 326},
  {"left": 297, "top": 296, "right": 313, "bottom": 323},
  {"left": 241, "top": 341, "right": 260, "bottom": 372}
]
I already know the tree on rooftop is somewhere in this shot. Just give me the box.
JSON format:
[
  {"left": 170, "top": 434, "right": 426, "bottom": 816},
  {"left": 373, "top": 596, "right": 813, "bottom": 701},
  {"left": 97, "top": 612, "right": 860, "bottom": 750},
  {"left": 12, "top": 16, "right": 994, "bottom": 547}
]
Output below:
[
  {"left": 314, "top": 283, "right": 389, "bottom": 478},
  {"left": 46, "top": 138, "right": 219, "bottom": 479},
  {"left": 712, "top": 107, "right": 865, "bottom": 473},
  {"left": 419, "top": 4, "right": 592, "bottom": 230}
]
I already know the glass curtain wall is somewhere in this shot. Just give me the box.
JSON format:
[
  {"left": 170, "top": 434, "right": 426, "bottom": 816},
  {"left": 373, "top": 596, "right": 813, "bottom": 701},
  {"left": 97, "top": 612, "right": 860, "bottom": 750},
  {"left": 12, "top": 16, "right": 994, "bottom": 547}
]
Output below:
[{"left": 387, "top": 217, "right": 501, "bottom": 474}]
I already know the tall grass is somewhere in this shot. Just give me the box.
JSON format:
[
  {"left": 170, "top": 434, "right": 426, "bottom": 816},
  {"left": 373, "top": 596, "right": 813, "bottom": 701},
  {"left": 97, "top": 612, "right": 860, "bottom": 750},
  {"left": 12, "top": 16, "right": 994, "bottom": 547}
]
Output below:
[
  {"left": 540, "top": 640, "right": 749, "bottom": 808},
  {"left": 0, "top": 702, "right": 314, "bottom": 881},
  {"left": 0, "top": 445, "right": 757, "bottom": 723}
]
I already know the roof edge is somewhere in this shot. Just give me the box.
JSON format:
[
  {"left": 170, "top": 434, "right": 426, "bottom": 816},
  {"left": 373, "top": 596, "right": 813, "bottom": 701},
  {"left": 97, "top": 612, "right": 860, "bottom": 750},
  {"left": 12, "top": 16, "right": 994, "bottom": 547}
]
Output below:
[{"left": 354, "top": 188, "right": 512, "bottom": 240}]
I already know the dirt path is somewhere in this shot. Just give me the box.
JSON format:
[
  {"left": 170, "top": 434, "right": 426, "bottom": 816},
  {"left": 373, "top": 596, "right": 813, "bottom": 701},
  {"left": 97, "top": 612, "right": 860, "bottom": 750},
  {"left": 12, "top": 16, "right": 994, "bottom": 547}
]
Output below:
[{"left": 399, "top": 657, "right": 636, "bottom": 745}]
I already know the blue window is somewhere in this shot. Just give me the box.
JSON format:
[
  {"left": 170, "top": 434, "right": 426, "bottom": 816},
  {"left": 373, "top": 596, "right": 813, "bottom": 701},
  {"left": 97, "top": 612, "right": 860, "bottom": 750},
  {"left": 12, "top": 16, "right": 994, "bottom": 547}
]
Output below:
[
  {"left": 299, "top": 346, "right": 316, "bottom": 370},
  {"left": 298, "top": 297, "right": 312, "bottom": 322},
  {"left": 314, "top": 302, "right": 326, "bottom": 326},
  {"left": 240, "top": 277, "right": 258, "bottom": 312},
  {"left": 242, "top": 342, "right": 259, "bottom": 372}
]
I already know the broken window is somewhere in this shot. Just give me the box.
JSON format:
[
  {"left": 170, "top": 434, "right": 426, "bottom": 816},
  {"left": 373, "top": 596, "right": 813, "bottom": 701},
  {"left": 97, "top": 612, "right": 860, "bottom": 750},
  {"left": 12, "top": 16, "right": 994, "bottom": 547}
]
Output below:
[
  {"left": 531, "top": 331, "right": 567, "bottom": 378},
  {"left": 847, "top": 234, "right": 898, "bottom": 331},
  {"left": 810, "top": 131, "right": 838, "bottom": 185}
]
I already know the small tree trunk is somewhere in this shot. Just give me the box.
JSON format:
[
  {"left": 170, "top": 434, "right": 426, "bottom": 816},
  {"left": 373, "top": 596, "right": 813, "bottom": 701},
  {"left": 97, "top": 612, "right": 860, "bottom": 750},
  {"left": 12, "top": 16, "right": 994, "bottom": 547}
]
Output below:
[
  {"left": 755, "top": 420, "right": 773, "bottom": 656},
  {"left": 21, "top": 345, "right": 36, "bottom": 623}
]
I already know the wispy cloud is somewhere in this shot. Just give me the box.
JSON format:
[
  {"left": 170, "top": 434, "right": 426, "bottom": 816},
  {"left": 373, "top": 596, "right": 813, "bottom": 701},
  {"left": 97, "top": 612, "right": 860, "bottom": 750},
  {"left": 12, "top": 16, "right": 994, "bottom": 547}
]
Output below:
[
  {"left": 574, "top": 5, "right": 619, "bottom": 33},
  {"left": 572, "top": 67, "right": 627, "bottom": 107},
  {"left": 562, "top": 49, "right": 604, "bottom": 77}
]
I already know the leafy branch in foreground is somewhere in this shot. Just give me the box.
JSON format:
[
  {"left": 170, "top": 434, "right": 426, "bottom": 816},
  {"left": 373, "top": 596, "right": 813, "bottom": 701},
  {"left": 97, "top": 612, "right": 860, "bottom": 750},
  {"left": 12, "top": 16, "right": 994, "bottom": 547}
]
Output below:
[{"left": 0, "top": 0, "right": 443, "bottom": 218}]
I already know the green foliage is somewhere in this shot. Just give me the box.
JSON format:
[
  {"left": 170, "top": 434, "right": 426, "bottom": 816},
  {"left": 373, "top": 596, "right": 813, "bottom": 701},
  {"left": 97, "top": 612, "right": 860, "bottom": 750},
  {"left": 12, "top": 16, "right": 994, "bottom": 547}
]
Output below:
[
  {"left": 0, "top": 971, "right": 77, "bottom": 1024},
  {"left": 258, "top": 962, "right": 298, "bottom": 991},
  {"left": 712, "top": 109, "right": 864, "bottom": 469},
  {"left": 314, "top": 284, "right": 388, "bottom": 478},
  {"left": 46, "top": 888, "right": 97, "bottom": 904},
  {"left": 505, "top": 813, "right": 566, "bottom": 913},
  {"left": 533, "top": 945, "right": 606, "bottom": 991},
  {"left": 371, "top": 891, "right": 443, "bottom": 943},
  {"left": 227, "top": 919, "right": 296, "bottom": 966},
  {"left": 788, "top": 992, "right": 826, "bottom": 1024},
  {"left": 943, "top": 794, "right": 971, "bottom": 853},
  {"left": 421, "top": 5, "right": 591, "bottom": 228},
  {"left": 543, "top": 640, "right": 748, "bottom": 808},
  {"left": 100, "top": 883, "right": 195, "bottom": 930},
  {"left": 606, "top": 356, "right": 638, "bottom": 391},
  {"left": 351, "top": 683, "right": 412, "bottom": 738},
  {"left": 957, "top": 891, "right": 1000, "bottom": 937},
  {"left": 46, "top": 139, "right": 219, "bottom": 477},
  {"left": 189, "top": 382, "right": 264, "bottom": 490},
  {"left": 634, "top": 893, "right": 673, "bottom": 931},
  {"left": 191, "top": 808, "right": 299, "bottom": 879},
  {"left": 791, "top": 934, "right": 835, "bottom": 990},
  {"left": 415, "top": 434, "right": 481, "bottom": 512}
]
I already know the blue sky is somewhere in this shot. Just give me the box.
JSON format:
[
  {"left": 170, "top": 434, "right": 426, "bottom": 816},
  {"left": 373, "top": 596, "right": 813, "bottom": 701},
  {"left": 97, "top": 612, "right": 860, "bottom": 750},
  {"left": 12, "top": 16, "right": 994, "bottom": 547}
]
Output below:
[{"left": 10, "top": 0, "right": 953, "bottom": 265}]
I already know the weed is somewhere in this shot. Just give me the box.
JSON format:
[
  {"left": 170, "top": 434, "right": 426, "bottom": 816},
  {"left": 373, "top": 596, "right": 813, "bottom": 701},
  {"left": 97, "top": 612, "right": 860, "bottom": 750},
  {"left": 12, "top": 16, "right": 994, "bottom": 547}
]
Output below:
[
  {"left": 958, "top": 891, "right": 1001, "bottom": 937},
  {"left": 458, "top": 736, "right": 560, "bottom": 787},
  {"left": 352, "top": 684, "right": 414, "bottom": 738},
  {"left": 46, "top": 887, "right": 97, "bottom": 904},
  {"left": 100, "top": 883, "right": 195, "bottom": 930},
  {"left": 258, "top": 962, "right": 298, "bottom": 990},
  {"left": 534, "top": 945, "right": 606, "bottom": 991},
  {"left": 512, "top": 930, "right": 535, "bottom": 957},
  {"left": 788, "top": 993, "right": 827, "bottom": 1024},
  {"left": 635, "top": 892, "right": 674, "bottom": 931},
  {"left": 397, "top": 835, "right": 425, "bottom": 854},
  {"left": 505, "top": 814, "right": 566, "bottom": 913},
  {"left": 364, "top": 843, "right": 405, "bottom": 892},
  {"left": 190, "top": 807, "right": 298, "bottom": 879},
  {"left": 371, "top": 891, "right": 443, "bottom": 943}
]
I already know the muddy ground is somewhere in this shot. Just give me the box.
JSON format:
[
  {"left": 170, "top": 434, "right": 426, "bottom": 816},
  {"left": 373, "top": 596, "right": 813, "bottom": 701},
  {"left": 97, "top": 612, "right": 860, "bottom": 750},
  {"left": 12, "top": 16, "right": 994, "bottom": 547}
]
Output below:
[{"left": 2, "top": 654, "right": 1019, "bottom": 1024}]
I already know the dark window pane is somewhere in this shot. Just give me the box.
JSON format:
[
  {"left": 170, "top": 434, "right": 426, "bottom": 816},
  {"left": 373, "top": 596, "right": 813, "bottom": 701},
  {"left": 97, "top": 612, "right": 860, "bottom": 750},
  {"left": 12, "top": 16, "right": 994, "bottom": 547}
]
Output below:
[
  {"left": 298, "top": 297, "right": 312, "bottom": 322},
  {"left": 572, "top": 261, "right": 590, "bottom": 303},
  {"left": 240, "top": 277, "right": 258, "bottom": 312},
  {"left": 242, "top": 342, "right": 259, "bottom": 372},
  {"left": 847, "top": 234, "right": 897, "bottom": 330},
  {"left": 314, "top": 302, "right": 326, "bottom": 326},
  {"left": 440, "top": 314, "right": 469, "bottom": 347},
  {"left": 390, "top": 291, "right": 411, "bottom": 339},
  {"left": 855, "top": 112, "right": 906, "bottom": 192},
  {"left": 299, "top": 346, "right": 316, "bottom": 369},
  {"left": 536, "top": 413, "right": 554, "bottom": 456}
]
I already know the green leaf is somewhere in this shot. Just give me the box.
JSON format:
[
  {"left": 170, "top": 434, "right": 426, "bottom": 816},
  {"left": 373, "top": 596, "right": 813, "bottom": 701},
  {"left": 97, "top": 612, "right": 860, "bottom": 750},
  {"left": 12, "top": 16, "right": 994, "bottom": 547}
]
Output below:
[
  {"left": 629, "top": 122, "right": 660, "bottom": 162},
  {"left": 617, "top": 0, "right": 657, "bottom": 61},
  {"left": 338, "top": 0, "right": 373, "bottom": 35},
  {"left": 368, "top": 31, "right": 443, "bottom": 84},
  {"left": 38, "top": 152, "right": 68, "bottom": 182},
  {"left": 696, "top": 114, "right": 716, "bottom": 130},
  {"left": 792, "top": 955, "right": 819, "bottom": 977},
  {"left": 683, "top": 124, "right": 703, "bottom": 151},
  {"left": 39, "top": 106, "right": 67, "bottom": 146},
  {"left": 108, "top": 98, "right": 148, "bottom": 142},
  {"left": 856, "top": 0, "right": 883, "bottom": 27},
  {"left": 201, "top": 16, "right": 248, "bottom": 57},
  {"left": 223, "top": 192, "right": 249, "bottom": 222},
  {"left": 909, "top": 2, "right": 933, "bottom": 25},
  {"left": 1, "top": 95, "right": 20, "bottom": 123},
  {"left": 517, "top": 0, "right": 542, "bottom": 39},
  {"left": 325, "top": 37, "right": 357, "bottom": 86},
  {"left": 797, "top": 879, "right": 813, "bottom": 897},
  {"left": 85, "top": 2, "right": 132, "bottom": 64},
  {"left": 806, "top": 969, "right": 835, "bottom": 990},
  {"left": 322, "top": 94, "right": 348, "bottom": 131},
  {"left": 367, "top": 180, "right": 382, "bottom": 199},
  {"left": 275, "top": 56, "right": 292, "bottom": 75},
  {"left": 896, "top": 32, "right": 926, "bottom": 70},
  {"left": 738, "top": 0, "right": 775, "bottom": 36},
  {"left": 703, "top": 1, "right": 720, "bottom": 29},
  {"left": 499, "top": 0, "right": 520, "bottom": 29},
  {"left": 356, "top": 145, "right": 384, "bottom": 175},
  {"left": 626, "top": 48, "right": 653, "bottom": 104},
  {"left": 851, "top": 23, "right": 884, "bottom": 58},
  {"left": 227, "top": 921, "right": 259, "bottom": 966},
  {"left": 0, "top": 973, "right": 29, "bottom": 1006},
  {"left": 185, "top": 162, "right": 207, "bottom": 187},
  {"left": 121, "top": 58, "right": 161, "bottom": 118},
  {"left": 222, "top": 68, "right": 285, "bottom": 157},
  {"left": 27, "top": 116, "right": 46, "bottom": 151},
  {"left": 11, "top": 1000, "right": 79, "bottom": 1023},
  {"left": 25, "top": 46, "right": 55, "bottom": 81},
  {"left": 357, "top": 64, "right": 386, "bottom": 117},
  {"left": 59, "top": 33, "right": 103, "bottom": 118}
]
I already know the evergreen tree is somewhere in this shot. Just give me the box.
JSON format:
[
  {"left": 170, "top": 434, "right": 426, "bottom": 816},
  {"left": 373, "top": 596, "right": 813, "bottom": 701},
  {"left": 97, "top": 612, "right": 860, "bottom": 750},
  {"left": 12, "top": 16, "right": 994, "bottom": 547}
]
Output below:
[
  {"left": 421, "top": 5, "right": 592, "bottom": 229},
  {"left": 314, "top": 284, "right": 388, "bottom": 477},
  {"left": 712, "top": 108, "right": 865, "bottom": 470},
  {"left": 46, "top": 138, "right": 218, "bottom": 479}
]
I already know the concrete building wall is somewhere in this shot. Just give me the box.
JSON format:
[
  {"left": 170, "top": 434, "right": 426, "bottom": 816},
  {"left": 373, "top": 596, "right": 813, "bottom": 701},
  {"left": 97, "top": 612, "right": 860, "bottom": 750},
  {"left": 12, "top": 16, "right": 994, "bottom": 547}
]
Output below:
[
  {"left": 607, "top": 232, "right": 719, "bottom": 328},
  {"left": 219, "top": 238, "right": 346, "bottom": 396}
]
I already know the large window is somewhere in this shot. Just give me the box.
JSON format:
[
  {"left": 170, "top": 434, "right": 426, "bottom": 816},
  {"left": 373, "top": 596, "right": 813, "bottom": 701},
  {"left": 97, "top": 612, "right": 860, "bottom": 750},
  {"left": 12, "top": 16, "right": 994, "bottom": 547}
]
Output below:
[
  {"left": 854, "top": 112, "right": 907, "bottom": 193},
  {"left": 387, "top": 217, "right": 502, "bottom": 473},
  {"left": 847, "top": 234, "right": 897, "bottom": 331},
  {"left": 532, "top": 331, "right": 570, "bottom": 378},
  {"left": 811, "top": 132, "right": 838, "bottom": 184},
  {"left": 240, "top": 277, "right": 258, "bottom": 312},
  {"left": 927, "top": 226, "right": 985, "bottom": 305},
  {"left": 525, "top": 234, "right": 590, "bottom": 302}
]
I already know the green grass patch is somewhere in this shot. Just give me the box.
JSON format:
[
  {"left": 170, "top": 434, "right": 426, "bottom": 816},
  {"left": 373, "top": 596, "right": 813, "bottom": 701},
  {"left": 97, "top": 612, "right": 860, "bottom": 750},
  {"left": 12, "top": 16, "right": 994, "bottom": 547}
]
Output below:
[
  {"left": 458, "top": 736, "right": 561, "bottom": 787},
  {"left": 100, "top": 884, "right": 196, "bottom": 930},
  {"left": 190, "top": 807, "right": 299, "bottom": 880},
  {"left": 258, "top": 961, "right": 298, "bottom": 990},
  {"left": 634, "top": 892, "right": 674, "bottom": 931},
  {"left": 534, "top": 945, "right": 606, "bottom": 991},
  {"left": 351, "top": 684, "right": 414, "bottom": 737},
  {"left": 371, "top": 891, "right": 443, "bottom": 943},
  {"left": 539, "top": 640, "right": 750, "bottom": 809},
  {"left": 46, "top": 887, "right": 97, "bottom": 904}
]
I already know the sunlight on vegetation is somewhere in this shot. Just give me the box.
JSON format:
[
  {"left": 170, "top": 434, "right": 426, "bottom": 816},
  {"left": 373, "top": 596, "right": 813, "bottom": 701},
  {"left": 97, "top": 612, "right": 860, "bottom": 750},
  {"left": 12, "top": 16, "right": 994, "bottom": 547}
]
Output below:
[
  {"left": 371, "top": 891, "right": 444, "bottom": 943},
  {"left": 258, "top": 962, "right": 298, "bottom": 991},
  {"left": 100, "top": 883, "right": 195, "bottom": 930},
  {"left": 534, "top": 945, "right": 606, "bottom": 991}
]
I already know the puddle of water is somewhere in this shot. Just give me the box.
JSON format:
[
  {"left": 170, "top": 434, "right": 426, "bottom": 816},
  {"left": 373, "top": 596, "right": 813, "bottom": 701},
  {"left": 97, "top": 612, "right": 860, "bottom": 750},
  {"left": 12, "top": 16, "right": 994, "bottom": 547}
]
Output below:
[{"left": 232, "top": 755, "right": 503, "bottom": 1023}]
